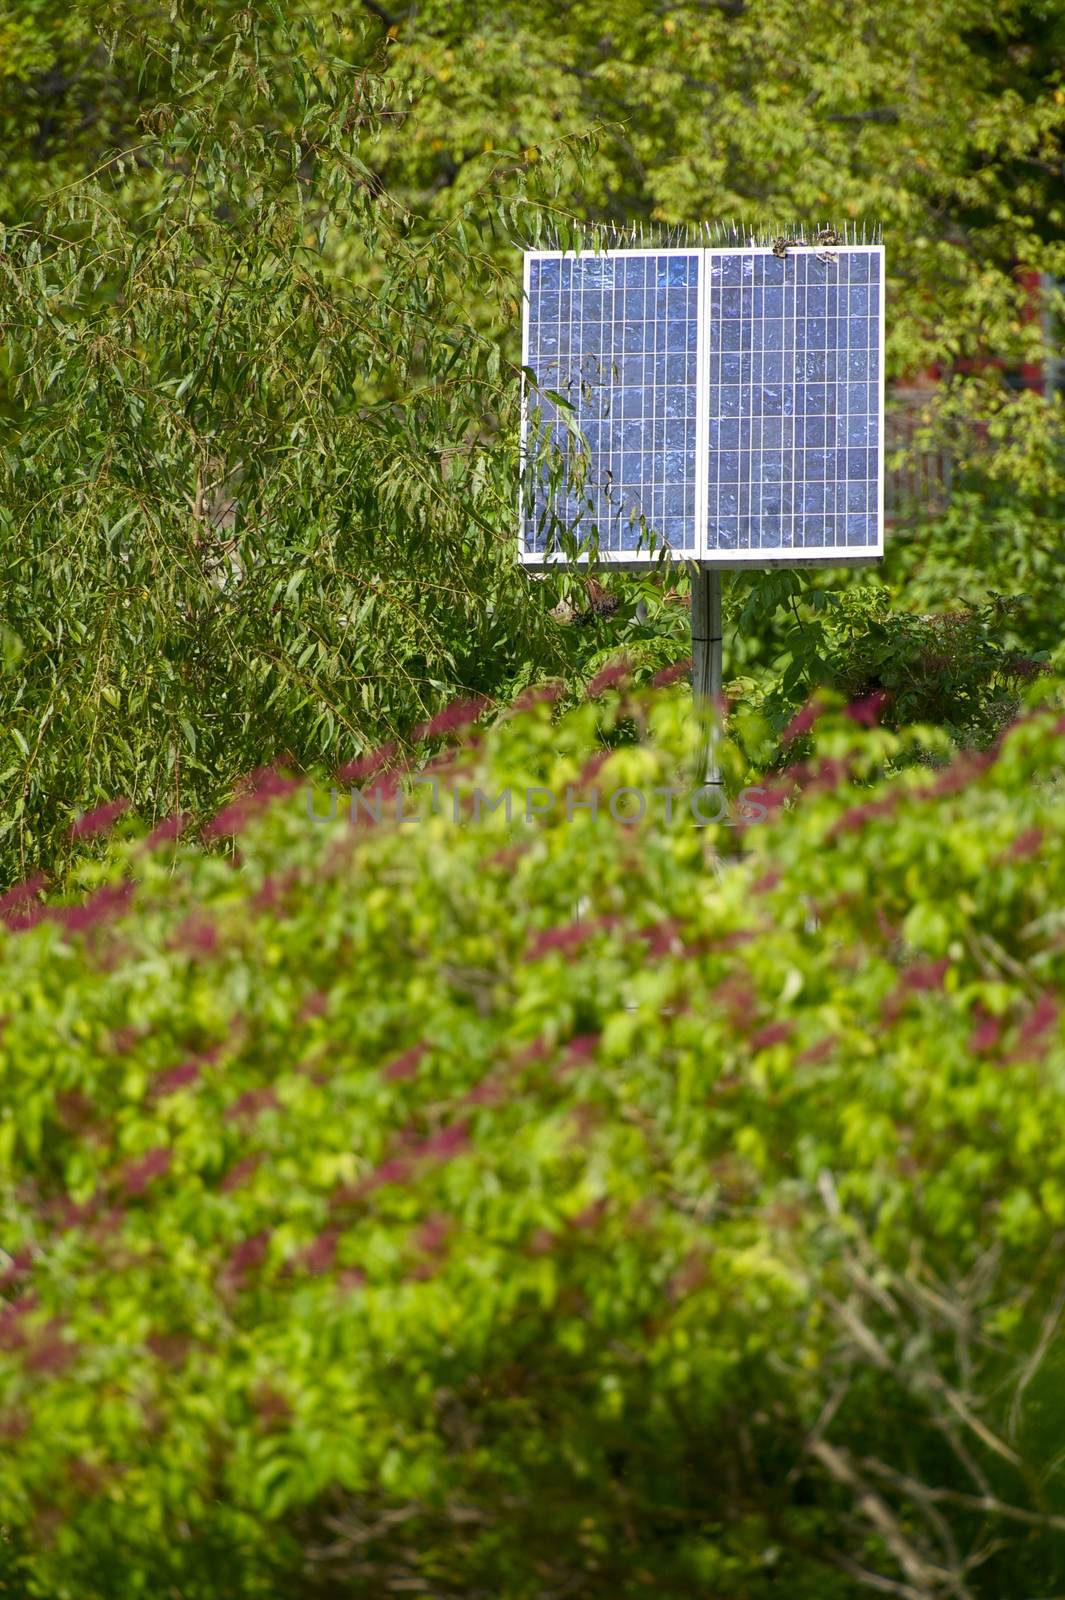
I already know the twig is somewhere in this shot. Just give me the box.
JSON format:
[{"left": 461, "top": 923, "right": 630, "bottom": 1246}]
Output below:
[
  {"left": 810, "top": 1439, "right": 969, "bottom": 1596},
  {"left": 1008, "top": 1270, "right": 1065, "bottom": 1443},
  {"left": 934, "top": 1420, "right": 994, "bottom": 1500},
  {"left": 859, "top": 1460, "right": 1065, "bottom": 1534},
  {"left": 788, "top": 1373, "right": 853, "bottom": 1484},
  {"left": 824, "top": 1547, "right": 926, "bottom": 1599}
]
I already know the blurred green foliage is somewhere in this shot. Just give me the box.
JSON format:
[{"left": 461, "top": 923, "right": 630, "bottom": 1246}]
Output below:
[{"left": 1, "top": 673, "right": 1064, "bottom": 1596}]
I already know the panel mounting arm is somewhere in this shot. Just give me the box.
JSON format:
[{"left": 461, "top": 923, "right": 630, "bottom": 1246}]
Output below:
[{"left": 690, "top": 565, "right": 723, "bottom": 789}]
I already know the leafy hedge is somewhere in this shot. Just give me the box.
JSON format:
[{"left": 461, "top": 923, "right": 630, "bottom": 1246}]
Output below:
[{"left": 1, "top": 672, "right": 1064, "bottom": 1597}]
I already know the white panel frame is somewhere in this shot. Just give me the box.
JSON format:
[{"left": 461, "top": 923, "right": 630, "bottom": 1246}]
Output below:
[{"left": 518, "top": 243, "right": 885, "bottom": 571}]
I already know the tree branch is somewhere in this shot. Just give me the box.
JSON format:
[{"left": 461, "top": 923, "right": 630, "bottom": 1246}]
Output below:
[
  {"left": 810, "top": 1439, "right": 973, "bottom": 1598},
  {"left": 359, "top": 0, "right": 399, "bottom": 28},
  {"left": 822, "top": 108, "right": 901, "bottom": 124}
]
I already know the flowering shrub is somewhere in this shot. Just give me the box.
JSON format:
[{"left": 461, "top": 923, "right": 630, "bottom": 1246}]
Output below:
[
  {"left": 1, "top": 674, "right": 1064, "bottom": 1598},
  {"left": 730, "top": 582, "right": 1054, "bottom": 755}
]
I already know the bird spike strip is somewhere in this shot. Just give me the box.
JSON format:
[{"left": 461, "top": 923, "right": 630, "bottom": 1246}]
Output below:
[{"left": 509, "top": 217, "right": 883, "bottom": 254}]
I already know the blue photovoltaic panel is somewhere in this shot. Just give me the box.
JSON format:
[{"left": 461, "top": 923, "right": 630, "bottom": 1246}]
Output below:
[
  {"left": 521, "top": 251, "right": 701, "bottom": 560},
  {"left": 705, "top": 247, "right": 882, "bottom": 556}
]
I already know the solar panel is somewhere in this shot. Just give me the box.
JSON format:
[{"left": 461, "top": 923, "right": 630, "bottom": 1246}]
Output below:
[
  {"left": 520, "top": 250, "right": 703, "bottom": 562},
  {"left": 520, "top": 242, "right": 884, "bottom": 567},
  {"left": 705, "top": 247, "right": 883, "bottom": 560}
]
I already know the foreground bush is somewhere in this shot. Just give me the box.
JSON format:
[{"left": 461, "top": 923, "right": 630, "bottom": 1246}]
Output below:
[{"left": 1, "top": 673, "right": 1064, "bottom": 1598}]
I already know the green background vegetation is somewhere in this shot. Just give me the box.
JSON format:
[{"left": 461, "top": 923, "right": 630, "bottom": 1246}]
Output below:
[{"left": 1, "top": 0, "right": 1063, "bottom": 884}]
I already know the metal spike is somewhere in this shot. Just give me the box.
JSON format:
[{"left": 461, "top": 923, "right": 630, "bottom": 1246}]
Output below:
[{"left": 509, "top": 214, "right": 883, "bottom": 259}]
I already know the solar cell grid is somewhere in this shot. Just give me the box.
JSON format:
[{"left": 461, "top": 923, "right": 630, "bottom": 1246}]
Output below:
[
  {"left": 705, "top": 248, "right": 881, "bottom": 555},
  {"left": 521, "top": 250, "right": 701, "bottom": 559}
]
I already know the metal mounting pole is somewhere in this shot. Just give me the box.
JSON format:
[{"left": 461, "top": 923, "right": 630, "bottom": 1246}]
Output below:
[{"left": 690, "top": 565, "right": 723, "bottom": 789}]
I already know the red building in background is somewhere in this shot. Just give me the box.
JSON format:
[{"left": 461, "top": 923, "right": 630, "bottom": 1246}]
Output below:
[{"left": 885, "top": 270, "right": 1060, "bottom": 521}]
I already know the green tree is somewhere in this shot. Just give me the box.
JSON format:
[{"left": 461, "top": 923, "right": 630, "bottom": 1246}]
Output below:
[
  {"left": 9, "top": 1, "right": 1061, "bottom": 482},
  {"left": 3, "top": 0, "right": 1063, "bottom": 875},
  {"left": 0, "top": 8, "right": 593, "bottom": 888}
]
